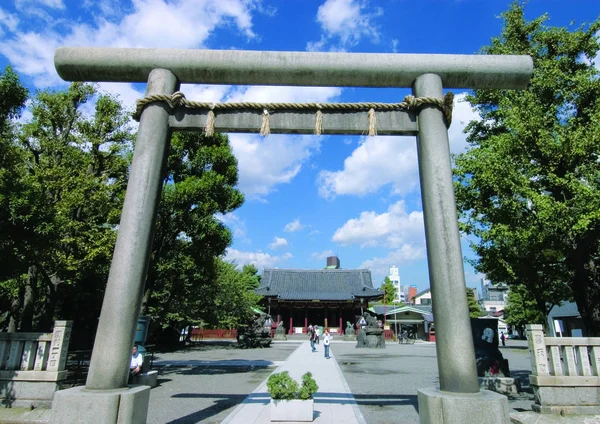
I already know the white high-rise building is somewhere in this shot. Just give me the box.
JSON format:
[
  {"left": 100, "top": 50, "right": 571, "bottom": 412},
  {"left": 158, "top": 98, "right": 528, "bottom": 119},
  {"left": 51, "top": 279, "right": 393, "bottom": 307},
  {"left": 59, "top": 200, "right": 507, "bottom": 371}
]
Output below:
[{"left": 388, "top": 266, "right": 405, "bottom": 302}]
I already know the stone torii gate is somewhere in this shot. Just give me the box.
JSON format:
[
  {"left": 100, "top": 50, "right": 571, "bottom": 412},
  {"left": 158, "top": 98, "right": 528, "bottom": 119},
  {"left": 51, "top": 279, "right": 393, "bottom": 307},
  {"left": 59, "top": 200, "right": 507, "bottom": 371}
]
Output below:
[{"left": 51, "top": 48, "right": 532, "bottom": 424}]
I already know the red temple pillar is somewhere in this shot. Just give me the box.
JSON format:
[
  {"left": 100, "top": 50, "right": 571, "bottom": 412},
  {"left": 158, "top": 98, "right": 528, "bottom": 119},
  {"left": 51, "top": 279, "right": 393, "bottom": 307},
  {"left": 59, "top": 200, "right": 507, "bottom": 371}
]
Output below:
[
  {"left": 289, "top": 306, "right": 293, "bottom": 335},
  {"left": 339, "top": 310, "right": 342, "bottom": 334},
  {"left": 304, "top": 305, "right": 308, "bottom": 332}
]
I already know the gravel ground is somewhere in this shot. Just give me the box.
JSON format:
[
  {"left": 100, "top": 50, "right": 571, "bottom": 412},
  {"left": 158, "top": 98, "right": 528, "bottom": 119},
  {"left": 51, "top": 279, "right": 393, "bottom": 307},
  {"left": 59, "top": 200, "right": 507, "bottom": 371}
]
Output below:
[
  {"left": 146, "top": 341, "right": 299, "bottom": 424},
  {"left": 332, "top": 339, "right": 535, "bottom": 424}
]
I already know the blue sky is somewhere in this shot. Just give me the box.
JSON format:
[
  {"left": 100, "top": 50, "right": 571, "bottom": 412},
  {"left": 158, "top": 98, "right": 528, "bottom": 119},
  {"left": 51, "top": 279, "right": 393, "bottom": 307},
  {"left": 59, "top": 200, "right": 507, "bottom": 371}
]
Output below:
[{"left": 0, "top": 0, "right": 598, "bottom": 294}]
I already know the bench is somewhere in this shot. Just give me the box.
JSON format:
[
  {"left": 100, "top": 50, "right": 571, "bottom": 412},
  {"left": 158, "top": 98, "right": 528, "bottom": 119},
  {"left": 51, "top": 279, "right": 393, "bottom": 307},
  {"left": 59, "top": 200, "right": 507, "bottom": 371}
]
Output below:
[
  {"left": 0, "top": 321, "right": 72, "bottom": 408},
  {"left": 526, "top": 324, "right": 600, "bottom": 415}
]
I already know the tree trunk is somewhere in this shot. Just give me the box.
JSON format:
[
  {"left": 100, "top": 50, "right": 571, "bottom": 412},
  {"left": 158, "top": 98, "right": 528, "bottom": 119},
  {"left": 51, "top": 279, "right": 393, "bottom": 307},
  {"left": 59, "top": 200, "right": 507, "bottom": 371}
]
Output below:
[
  {"left": 7, "top": 294, "right": 21, "bottom": 333},
  {"left": 19, "top": 265, "right": 38, "bottom": 332},
  {"left": 37, "top": 273, "right": 60, "bottom": 332},
  {"left": 570, "top": 237, "right": 600, "bottom": 337}
]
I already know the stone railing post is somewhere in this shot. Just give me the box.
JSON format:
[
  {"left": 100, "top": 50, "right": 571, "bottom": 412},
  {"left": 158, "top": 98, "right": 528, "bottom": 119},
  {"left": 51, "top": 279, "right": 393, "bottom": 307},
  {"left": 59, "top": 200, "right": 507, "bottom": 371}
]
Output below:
[
  {"left": 526, "top": 324, "right": 549, "bottom": 376},
  {"left": 47, "top": 321, "right": 72, "bottom": 372}
]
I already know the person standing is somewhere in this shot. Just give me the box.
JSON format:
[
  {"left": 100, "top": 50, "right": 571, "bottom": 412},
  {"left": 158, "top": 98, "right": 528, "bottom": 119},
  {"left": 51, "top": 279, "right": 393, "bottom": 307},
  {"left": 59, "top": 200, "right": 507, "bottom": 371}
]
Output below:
[
  {"left": 314, "top": 325, "right": 320, "bottom": 345},
  {"left": 500, "top": 332, "right": 506, "bottom": 347},
  {"left": 308, "top": 325, "right": 316, "bottom": 352},
  {"left": 323, "top": 328, "right": 332, "bottom": 359}
]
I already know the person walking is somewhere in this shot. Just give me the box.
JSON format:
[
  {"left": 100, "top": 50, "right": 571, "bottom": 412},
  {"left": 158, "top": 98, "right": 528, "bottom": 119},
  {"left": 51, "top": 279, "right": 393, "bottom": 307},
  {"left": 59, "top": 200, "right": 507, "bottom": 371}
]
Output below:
[
  {"left": 314, "top": 325, "right": 320, "bottom": 345},
  {"left": 323, "top": 328, "right": 332, "bottom": 359},
  {"left": 500, "top": 332, "right": 506, "bottom": 347},
  {"left": 309, "top": 325, "right": 316, "bottom": 352}
]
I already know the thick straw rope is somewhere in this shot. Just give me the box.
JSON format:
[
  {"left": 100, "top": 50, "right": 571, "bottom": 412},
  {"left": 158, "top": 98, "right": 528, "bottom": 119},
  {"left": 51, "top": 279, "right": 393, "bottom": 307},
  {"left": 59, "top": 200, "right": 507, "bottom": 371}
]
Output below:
[{"left": 133, "top": 91, "right": 455, "bottom": 136}]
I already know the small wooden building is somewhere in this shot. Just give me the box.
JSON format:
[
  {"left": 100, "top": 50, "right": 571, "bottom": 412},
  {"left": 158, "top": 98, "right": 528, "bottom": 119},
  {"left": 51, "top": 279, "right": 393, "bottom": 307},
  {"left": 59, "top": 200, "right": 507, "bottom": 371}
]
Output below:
[{"left": 255, "top": 258, "right": 382, "bottom": 334}]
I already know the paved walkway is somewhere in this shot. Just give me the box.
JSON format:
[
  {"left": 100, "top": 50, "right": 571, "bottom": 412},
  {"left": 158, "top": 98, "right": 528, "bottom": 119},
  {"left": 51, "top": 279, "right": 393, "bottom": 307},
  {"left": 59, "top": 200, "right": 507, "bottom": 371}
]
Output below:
[{"left": 222, "top": 341, "right": 366, "bottom": 424}]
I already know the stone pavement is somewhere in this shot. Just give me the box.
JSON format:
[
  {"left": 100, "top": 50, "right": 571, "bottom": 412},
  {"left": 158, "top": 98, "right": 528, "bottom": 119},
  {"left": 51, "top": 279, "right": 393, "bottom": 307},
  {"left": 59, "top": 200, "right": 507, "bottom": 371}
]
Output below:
[{"left": 222, "top": 341, "right": 366, "bottom": 424}]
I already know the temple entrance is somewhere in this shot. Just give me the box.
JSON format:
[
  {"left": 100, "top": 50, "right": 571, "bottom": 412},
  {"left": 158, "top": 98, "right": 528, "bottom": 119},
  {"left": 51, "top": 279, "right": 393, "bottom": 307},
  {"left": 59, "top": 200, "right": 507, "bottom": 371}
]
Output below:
[{"left": 51, "top": 46, "right": 532, "bottom": 423}]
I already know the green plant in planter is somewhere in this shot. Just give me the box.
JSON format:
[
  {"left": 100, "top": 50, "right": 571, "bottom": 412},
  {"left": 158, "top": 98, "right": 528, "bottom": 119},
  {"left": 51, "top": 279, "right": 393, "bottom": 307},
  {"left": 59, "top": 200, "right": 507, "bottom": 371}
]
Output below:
[
  {"left": 267, "top": 371, "right": 318, "bottom": 400},
  {"left": 298, "top": 372, "right": 318, "bottom": 400}
]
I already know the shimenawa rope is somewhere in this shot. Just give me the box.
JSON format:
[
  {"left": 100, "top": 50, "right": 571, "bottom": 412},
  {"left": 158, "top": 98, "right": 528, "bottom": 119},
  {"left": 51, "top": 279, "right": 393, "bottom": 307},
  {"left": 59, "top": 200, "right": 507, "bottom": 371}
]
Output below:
[{"left": 133, "top": 92, "right": 454, "bottom": 136}]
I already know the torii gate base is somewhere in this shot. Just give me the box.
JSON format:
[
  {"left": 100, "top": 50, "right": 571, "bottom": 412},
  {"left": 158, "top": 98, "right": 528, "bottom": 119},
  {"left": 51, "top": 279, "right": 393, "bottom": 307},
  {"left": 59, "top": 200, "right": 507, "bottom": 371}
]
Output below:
[{"left": 50, "top": 48, "right": 532, "bottom": 424}]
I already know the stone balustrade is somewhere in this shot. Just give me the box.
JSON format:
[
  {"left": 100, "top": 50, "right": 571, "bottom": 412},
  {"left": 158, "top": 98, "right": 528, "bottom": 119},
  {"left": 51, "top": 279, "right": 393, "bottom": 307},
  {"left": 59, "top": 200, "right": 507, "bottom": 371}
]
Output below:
[
  {"left": 526, "top": 323, "right": 600, "bottom": 415},
  {"left": 0, "top": 320, "right": 72, "bottom": 408}
]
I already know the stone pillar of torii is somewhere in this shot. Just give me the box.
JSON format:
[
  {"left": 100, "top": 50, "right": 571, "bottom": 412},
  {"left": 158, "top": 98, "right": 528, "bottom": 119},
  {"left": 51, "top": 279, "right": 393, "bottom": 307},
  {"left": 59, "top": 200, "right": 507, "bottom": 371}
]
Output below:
[{"left": 51, "top": 47, "right": 532, "bottom": 424}]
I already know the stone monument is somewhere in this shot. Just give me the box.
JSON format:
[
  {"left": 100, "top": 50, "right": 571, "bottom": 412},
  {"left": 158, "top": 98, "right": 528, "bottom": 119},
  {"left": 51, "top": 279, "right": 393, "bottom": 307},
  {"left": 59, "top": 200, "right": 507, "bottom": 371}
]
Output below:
[
  {"left": 471, "top": 318, "right": 519, "bottom": 395},
  {"left": 273, "top": 321, "right": 287, "bottom": 341},
  {"left": 356, "top": 312, "right": 385, "bottom": 349},
  {"left": 343, "top": 321, "right": 356, "bottom": 341},
  {"left": 237, "top": 313, "right": 273, "bottom": 348}
]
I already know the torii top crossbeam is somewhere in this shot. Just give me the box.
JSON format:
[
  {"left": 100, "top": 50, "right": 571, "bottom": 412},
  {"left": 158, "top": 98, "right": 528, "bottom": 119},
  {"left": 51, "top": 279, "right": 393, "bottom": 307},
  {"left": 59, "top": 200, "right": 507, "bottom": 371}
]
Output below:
[{"left": 54, "top": 47, "right": 532, "bottom": 89}]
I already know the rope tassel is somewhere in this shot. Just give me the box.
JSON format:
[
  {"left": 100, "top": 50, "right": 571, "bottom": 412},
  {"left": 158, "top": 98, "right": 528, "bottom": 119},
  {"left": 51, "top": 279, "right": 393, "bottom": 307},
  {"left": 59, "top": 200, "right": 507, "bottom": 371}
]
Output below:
[
  {"left": 204, "top": 105, "right": 216, "bottom": 136},
  {"left": 368, "top": 108, "right": 377, "bottom": 137},
  {"left": 315, "top": 107, "right": 323, "bottom": 136},
  {"left": 260, "top": 109, "right": 270, "bottom": 137}
]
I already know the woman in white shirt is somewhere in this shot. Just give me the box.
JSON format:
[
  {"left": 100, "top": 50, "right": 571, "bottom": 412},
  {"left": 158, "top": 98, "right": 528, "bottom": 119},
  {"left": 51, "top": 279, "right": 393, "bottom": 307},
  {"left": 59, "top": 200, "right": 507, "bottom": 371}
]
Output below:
[{"left": 323, "top": 329, "right": 332, "bottom": 359}]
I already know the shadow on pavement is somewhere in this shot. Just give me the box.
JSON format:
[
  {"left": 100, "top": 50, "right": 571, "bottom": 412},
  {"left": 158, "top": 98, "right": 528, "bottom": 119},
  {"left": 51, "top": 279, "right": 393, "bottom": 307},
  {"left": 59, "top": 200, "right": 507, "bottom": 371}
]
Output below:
[
  {"left": 157, "top": 364, "right": 271, "bottom": 376},
  {"left": 166, "top": 394, "right": 248, "bottom": 424}
]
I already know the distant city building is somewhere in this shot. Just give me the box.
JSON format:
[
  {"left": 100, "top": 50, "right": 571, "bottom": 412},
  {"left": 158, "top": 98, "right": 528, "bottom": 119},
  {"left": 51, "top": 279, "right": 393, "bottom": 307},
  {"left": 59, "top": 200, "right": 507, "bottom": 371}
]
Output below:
[
  {"left": 408, "top": 285, "right": 418, "bottom": 304},
  {"left": 479, "top": 278, "right": 509, "bottom": 314},
  {"left": 413, "top": 288, "right": 432, "bottom": 306},
  {"left": 388, "top": 266, "right": 404, "bottom": 302}
]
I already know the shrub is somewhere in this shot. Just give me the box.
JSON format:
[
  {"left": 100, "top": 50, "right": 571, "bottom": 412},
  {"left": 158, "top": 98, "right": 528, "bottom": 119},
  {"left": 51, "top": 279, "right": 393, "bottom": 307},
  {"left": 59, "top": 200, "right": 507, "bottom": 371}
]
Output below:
[
  {"left": 267, "top": 371, "right": 319, "bottom": 400},
  {"left": 298, "top": 372, "right": 318, "bottom": 400},
  {"left": 267, "top": 371, "right": 299, "bottom": 400}
]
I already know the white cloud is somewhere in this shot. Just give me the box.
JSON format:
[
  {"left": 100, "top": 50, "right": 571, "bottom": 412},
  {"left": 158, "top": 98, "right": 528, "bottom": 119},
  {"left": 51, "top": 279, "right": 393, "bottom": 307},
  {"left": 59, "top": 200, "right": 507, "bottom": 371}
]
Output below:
[
  {"left": 359, "top": 245, "right": 426, "bottom": 276},
  {"left": 317, "top": 92, "right": 479, "bottom": 199},
  {"left": 269, "top": 236, "right": 288, "bottom": 250},
  {"left": 225, "top": 248, "right": 292, "bottom": 270},
  {"left": 16, "top": 0, "right": 65, "bottom": 9},
  {"left": 226, "top": 85, "right": 341, "bottom": 200},
  {"left": 311, "top": 249, "right": 335, "bottom": 260},
  {"left": 284, "top": 219, "right": 303, "bottom": 233},
  {"left": 310, "top": 0, "right": 382, "bottom": 50},
  {"left": 0, "top": 0, "right": 259, "bottom": 87},
  {"left": 332, "top": 200, "right": 424, "bottom": 249},
  {"left": 230, "top": 134, "right": 319, "bottom": 200},
  {"left": 317, "top": 135, "right": 419, "bottom": 199},
  {"left": 216, "top": 212, "right": 250, "bottom": 243},
  {"left": 447, "top": 92, "right": 479, "bottom": 155},
  {"left": 0, "top": 10, "right": 19, "bottom": 36}
]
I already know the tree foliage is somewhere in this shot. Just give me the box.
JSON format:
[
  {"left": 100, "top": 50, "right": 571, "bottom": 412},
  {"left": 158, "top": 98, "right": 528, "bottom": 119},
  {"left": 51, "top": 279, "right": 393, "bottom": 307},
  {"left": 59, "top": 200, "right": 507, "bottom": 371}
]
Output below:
[
  {"left": 379, "top": 276, "right": 397, "bottom": 304},
  {"left": 0, "top": 71, "right": 246, "bottom": 344},
  {"left": 467, "top": 288, "right": 483, "bottom": 318},
  {"left": 453, "top": 2, "right": 600, "bottom": 335},
  {"left": 504, "top": 284, "right": 544, "bottom": 336}
]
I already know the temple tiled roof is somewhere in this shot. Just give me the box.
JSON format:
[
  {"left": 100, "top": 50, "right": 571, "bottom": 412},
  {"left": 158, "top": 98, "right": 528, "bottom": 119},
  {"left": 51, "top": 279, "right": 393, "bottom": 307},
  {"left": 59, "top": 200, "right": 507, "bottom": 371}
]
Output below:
[{"left": 256, "top": 268, "right": 382, "bottom": 301}]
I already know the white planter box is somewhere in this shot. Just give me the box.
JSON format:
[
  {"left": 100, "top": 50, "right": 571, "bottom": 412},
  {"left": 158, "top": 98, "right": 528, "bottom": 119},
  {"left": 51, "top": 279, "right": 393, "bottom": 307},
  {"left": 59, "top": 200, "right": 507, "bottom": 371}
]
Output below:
[{"left": 270, "top": 399, "right": 314, "bottom": 422}]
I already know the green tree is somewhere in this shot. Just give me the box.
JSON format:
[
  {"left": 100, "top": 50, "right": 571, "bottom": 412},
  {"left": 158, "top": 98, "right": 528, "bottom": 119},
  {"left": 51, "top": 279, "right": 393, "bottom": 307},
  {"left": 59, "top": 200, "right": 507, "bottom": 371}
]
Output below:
[
  {"left": 1, "top": 82, "right": 132, "bottom": 334},
  {"left": 467, "top": 288, "right": 483, "bottom": 318},
  {"left": 453, "top": 3, "right": 600, "bottom": 334},
  {"left": 142, "top": 131, "right": 244, "bottom": 332},
  {"left": 504, "top": 284, "right": 545, "bottom": 336},
  {"left": 379, "top": 277, "right": 397, "bottom": 305},
  {"left": 0, "top": 66, "right": 28, "bottom": 330},
  {"left": 211, "top": 259, "right": 262, "bottom": 329}
]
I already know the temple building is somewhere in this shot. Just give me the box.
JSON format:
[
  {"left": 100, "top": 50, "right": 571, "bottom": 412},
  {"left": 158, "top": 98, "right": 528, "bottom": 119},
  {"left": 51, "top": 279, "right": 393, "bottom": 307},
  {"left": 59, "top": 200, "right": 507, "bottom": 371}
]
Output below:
[{"left": 255, "top": 256, "right": 383, "bottom": 334}]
